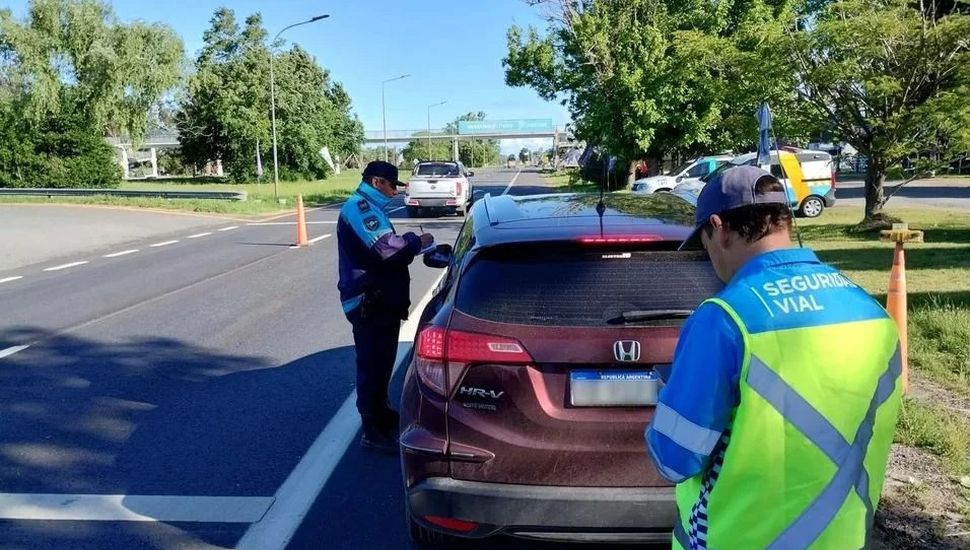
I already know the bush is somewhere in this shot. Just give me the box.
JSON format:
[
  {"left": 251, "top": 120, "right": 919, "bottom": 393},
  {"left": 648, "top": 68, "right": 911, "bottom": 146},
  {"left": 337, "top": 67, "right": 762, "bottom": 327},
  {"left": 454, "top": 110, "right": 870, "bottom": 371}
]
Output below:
[{"left": 0, "top": 108, "right": 121, "bottom": 189}]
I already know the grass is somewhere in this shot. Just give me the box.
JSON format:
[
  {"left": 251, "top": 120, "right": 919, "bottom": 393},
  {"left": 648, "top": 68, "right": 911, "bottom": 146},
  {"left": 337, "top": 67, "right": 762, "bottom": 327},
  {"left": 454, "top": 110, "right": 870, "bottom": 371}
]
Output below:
[
  {"left": 541, "top": 168, "right": 600, "bottom": 193},
  {"left": 802, "top": 205, "right": 970, "bottom": 483},
  {"left": 895, "top": 399, "right": 970, "bottom": 499},
  {"left": 0, "top": 170, "right": 363, "bottom": 216}
]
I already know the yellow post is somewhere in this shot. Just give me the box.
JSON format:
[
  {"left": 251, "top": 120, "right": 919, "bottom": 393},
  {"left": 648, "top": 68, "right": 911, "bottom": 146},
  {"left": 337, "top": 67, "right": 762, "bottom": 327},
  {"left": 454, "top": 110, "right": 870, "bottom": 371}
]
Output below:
[{"left": 879, "top": 223, "right": 924, "bottom": 394}]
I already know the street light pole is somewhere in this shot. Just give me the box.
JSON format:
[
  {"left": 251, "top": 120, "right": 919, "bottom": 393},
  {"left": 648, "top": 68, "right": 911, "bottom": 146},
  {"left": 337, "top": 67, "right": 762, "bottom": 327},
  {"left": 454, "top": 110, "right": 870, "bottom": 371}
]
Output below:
[
  {"left": 269, "top": 14, "right": 329, "bottom": 201},
  {"left": 426, "top": 100, "right": 447, "bottom": 160},
  {"left": 381, "top": 74, "right": 411, "bottom": 163}
]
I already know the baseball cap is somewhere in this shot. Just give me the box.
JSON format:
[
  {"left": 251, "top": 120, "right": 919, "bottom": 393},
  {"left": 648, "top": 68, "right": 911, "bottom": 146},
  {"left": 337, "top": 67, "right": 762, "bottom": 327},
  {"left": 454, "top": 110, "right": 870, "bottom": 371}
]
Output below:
[
  {"left": 362, "top": 160, "right": 406, "bottom": 187},
  {"left": 681, "top": 165, "right": 789, "bottom": 250}
]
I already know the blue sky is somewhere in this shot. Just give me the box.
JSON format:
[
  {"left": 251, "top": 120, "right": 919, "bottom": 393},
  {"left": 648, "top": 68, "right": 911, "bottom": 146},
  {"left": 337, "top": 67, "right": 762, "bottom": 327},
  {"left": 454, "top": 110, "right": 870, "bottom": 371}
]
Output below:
[{"left": 7, "top": 0, "right": 570, "bottom": 153}]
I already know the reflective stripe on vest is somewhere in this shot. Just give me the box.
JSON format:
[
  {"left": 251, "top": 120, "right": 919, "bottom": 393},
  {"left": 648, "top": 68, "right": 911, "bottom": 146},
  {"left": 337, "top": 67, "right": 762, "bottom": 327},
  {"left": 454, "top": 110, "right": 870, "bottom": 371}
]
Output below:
[{"left": 749, "top": 347, "right": 901, "bottom": 548}]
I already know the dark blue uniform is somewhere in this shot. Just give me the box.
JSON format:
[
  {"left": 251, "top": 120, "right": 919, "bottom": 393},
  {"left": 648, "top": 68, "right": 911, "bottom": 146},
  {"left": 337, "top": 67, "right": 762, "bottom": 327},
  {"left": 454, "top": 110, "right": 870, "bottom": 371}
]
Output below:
[{"left": 337, "top": 181, "right": 421, "bottom": 430}]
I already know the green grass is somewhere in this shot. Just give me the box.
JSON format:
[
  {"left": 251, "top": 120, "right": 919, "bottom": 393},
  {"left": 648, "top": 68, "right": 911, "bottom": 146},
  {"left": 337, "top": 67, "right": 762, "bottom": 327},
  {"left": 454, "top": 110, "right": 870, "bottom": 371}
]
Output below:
[
  {"left": 895, "top": 399, "right": 970, "bottom": 492},
  {"left": 0, "top": 171, "right": 363, "bottom": 216},
  {"left": 541, "top": 168, "right": 600, "bottom": 192}
]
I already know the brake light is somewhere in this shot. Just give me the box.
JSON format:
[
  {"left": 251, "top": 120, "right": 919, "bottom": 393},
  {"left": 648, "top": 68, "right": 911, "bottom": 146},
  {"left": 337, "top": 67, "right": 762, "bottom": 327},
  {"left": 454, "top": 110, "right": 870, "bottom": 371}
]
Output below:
[
  {"left": 577, "top": 235, "right": 664, "bottom": 244},
  {"left": 455, "top": 181, "right": 463, "bottom": 197},
  {"left": 423, "top": 515, "right": 479, "bottom": 534},
  {"left": 415, "top": 327, "right": 532, "bottom": 396}
]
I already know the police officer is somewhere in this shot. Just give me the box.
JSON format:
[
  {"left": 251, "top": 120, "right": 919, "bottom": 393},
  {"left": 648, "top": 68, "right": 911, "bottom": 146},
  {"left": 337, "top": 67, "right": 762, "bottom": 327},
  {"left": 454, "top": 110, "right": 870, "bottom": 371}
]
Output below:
[
  {"left": 338, "top": 160, "right": 433, "bottom": 453},
  {"left": 646, "top": 166, "right": 902, "bottom": 549}
]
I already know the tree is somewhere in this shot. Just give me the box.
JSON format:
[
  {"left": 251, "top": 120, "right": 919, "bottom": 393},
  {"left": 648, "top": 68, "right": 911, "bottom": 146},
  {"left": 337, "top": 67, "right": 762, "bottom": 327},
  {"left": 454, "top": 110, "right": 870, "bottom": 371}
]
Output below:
[
  {"left": 788, "top": 0, "right": 970, "bottom": 222},
  {"left": 176, "top": 8, "right": 363, "bottom": 181},
  {"left": 504, "top": 1, "right": 806, "bottom": 185},
  {"left": 519, "top": 147, "right": 530, "bottom": 163},
  {"left": 0, "top": 0, "right": 183, "bottom": 187}
]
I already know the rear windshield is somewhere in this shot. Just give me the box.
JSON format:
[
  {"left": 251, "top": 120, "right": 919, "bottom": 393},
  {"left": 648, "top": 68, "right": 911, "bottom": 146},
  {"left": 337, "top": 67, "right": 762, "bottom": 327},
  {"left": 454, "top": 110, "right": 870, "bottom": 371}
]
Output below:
[
  {"left": 456, "top": 246, "right": 722, "bottom": 327},
  {"left": 415, "top": 163, "right": 460, "bottom": 177}
]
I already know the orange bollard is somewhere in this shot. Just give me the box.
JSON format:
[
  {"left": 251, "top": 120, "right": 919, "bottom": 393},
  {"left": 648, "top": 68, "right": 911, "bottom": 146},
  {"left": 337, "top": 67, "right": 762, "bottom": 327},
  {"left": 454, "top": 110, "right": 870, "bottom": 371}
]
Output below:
[
  {"left": 885, "top": 242, "right": 908, "bottom": 394},
  {"left": 295, "top": 194, "right": 309, "bottom": 247},
  {"left": 880, "top": 223, "right": 924, "bottom": 395}
]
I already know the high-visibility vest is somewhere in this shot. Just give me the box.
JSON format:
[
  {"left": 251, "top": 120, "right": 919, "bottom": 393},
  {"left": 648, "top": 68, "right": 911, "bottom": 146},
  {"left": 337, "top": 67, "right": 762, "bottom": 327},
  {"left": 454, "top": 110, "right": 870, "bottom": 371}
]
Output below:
[{"left": 672, "top": 275, "right": 902, "bottom": 549}]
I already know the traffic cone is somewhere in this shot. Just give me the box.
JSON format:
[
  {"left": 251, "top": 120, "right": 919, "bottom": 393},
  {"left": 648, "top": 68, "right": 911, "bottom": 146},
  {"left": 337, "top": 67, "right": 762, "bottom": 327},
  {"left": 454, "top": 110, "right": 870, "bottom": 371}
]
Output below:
[
  {"left": 295, "top": 194, "right": 309, "bottom": 247},
  {"left": 885, "top": 242, "right": 908, "bottom": 394}
]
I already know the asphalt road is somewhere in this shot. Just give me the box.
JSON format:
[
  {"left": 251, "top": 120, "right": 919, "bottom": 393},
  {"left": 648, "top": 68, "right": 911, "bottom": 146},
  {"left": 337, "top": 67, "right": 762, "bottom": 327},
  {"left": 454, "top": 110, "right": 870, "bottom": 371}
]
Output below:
[
  {"left": 833, "top": 177, "right": 970, "bottom": 210},
  {"left": 0, "top": 168, "right": 603, "bottom": 550}
]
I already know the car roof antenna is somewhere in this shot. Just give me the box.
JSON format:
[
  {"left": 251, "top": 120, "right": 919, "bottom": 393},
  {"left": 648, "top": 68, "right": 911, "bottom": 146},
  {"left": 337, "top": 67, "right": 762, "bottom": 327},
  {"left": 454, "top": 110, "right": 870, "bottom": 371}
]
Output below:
[
  {"left": 759, "top": 102, "right": 803, "bottom": 248},
  {"left": 596, "top": 151, "right": 607, "bottom": 237}
]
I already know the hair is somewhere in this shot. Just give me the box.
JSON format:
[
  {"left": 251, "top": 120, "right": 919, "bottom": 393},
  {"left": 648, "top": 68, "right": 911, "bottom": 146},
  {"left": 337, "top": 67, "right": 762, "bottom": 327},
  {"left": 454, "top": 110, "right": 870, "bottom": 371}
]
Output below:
[{"left": 704, "top": 175, "right": 793, "bottom": 243}]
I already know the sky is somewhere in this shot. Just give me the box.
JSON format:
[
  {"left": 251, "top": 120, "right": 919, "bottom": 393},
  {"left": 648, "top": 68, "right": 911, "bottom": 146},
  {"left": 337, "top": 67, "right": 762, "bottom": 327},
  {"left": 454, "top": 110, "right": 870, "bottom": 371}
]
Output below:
[{"left": 6, "top": 0, "right": 571, "bottom": 154}]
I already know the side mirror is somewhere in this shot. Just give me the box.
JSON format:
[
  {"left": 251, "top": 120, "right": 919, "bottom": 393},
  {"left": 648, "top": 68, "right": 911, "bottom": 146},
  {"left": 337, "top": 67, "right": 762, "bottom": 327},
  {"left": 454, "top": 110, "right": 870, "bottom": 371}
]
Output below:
[
  {"left": 423, "top": 243, "right": 453, "bottom": 269},
  {"left": 676, "top": 175, "right": 684, "bottom": 183},
  {"left": 467, "top": 171, "right": 475, "bottom": 177}
]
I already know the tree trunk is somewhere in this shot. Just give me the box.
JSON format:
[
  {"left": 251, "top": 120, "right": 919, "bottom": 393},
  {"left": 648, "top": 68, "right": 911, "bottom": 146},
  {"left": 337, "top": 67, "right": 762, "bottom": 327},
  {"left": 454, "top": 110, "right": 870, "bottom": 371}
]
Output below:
[
  {"left": 864, "top": 156, "right": 887, "bottom": 221},
  {"left": 626, "top": 159, "right": 637, "bottom": 188}
]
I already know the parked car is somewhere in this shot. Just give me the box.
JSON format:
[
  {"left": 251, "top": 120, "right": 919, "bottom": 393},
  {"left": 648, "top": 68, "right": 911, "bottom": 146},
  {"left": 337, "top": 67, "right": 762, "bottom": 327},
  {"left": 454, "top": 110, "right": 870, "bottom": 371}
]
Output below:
[
  {"left": 400, "top": 191, "right": 723, "bottom": 546},
  {"left": 406, "top": 161, "right": 475, "bottom": 217},
  {"left": 681, "top": 150, "right": 836, "bottom": 218},
  {"left": 631, "top": 154, "right": 732, "bottom": 194}
]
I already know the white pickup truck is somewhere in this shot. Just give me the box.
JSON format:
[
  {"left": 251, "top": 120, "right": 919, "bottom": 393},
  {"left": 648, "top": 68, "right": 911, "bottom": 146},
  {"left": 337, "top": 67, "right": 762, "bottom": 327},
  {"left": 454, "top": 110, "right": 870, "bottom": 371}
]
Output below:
[{"left": 405, "top": 161, "right": 475, "bottom": 217}]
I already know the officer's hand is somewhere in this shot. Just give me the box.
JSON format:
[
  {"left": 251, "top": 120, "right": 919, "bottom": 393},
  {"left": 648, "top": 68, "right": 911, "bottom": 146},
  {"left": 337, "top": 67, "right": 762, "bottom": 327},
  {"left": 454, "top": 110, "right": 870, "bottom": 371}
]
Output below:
[{"left": 420, "top": 233, "right": 434, "bottom": 249}]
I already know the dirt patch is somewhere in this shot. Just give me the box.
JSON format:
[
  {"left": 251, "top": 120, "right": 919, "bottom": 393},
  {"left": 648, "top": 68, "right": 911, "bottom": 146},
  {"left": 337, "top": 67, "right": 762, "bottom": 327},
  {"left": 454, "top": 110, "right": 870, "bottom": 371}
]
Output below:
[
  {"left": 909, "top": 375, "right": 970, "bottom": 419},
  {"left": 873, "top": 444, "right": 970, "bottom": 549}
]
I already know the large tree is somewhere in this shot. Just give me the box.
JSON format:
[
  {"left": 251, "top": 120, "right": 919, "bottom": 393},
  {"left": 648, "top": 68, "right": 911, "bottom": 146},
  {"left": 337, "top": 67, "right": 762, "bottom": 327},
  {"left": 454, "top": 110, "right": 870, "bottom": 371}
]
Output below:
[
  {"left": 504, "top": 0, "right": 805, "bottom": 184},
  {"left": 788, "top": 0, "right": 970, "bottom": 222},
  {"left": 0, "top": 0, "right": 183, "bottom": 187},
  {"left": 177, "top": 8, "right": 363, "bottom": 181}
]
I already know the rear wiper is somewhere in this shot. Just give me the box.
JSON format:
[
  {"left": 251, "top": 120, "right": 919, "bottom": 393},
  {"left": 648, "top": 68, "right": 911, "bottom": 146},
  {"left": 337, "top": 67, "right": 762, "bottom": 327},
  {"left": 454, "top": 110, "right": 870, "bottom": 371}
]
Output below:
[{"left": 609, "top": 309, "right": 694, "bottom": 324}]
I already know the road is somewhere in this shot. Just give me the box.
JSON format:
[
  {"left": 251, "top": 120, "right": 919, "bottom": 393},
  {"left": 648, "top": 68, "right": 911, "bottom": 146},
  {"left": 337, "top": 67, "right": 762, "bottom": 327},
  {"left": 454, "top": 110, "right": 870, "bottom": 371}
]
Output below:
[
  {"left": 0, "top": 168, "right": 589, "bottom": 550},
  {"left": 834, "top": 177, "right": 970, "bottom": 210}
]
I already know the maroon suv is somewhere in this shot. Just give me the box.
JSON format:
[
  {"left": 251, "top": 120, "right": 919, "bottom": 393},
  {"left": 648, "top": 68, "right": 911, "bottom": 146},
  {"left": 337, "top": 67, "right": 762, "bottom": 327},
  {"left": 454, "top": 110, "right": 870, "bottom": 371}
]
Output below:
[{"left": 400, "top": 192, "right": 721, "bottom": 545}]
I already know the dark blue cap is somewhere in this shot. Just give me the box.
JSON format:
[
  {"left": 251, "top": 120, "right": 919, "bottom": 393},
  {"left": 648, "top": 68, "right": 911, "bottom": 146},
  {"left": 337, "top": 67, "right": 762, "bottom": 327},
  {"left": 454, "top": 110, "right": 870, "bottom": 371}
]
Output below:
[
  {"left": 682, "top": 165, "right": 788, "bottom": 249},
  {"left": 362, "top": 160, "right": 405, "bottom": 186}
]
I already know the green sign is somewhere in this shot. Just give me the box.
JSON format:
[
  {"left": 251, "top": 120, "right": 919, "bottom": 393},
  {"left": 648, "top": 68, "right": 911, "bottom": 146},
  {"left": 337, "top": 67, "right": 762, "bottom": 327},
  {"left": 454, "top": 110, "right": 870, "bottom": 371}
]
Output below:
[{"left": 458, "top": 119, "right": 555, "bottom": 135}]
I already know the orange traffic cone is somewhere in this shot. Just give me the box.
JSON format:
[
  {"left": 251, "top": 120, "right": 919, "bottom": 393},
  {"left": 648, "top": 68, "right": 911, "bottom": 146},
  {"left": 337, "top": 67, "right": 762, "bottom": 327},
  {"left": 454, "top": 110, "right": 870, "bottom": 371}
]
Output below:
[
  {"left": 295, "top": 194, "right": 309, "bottom": 247},
  {"left": 885, "top": 242, "right": 908, "bottom": 394}
]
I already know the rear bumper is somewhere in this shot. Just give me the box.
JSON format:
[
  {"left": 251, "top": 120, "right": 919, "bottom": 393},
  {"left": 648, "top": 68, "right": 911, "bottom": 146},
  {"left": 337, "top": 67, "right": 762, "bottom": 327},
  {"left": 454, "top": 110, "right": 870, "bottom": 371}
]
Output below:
[
  {"left": 823, "top": 188, "right": 836, "bottom": 207},
  {"left": 407, "top": 477, "right": 675, "bottom": 543},
  {"left": 406, "top": 197, "right": 458, "bottom": 208}
]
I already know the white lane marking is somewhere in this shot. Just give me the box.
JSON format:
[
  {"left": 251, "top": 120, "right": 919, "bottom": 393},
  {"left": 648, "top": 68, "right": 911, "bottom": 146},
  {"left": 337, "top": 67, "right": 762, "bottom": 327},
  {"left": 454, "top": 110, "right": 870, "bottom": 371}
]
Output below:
[
  {"left": 43, "top": 261, "right": 89, "bottom": 272},
  {"left": 236, "top": 272, "right": 446, "bottom": 550},
  {"left": 308, "top": 234, "right": 332, "bottom": 245},
  {"left": 388, "top": 206, "right": 405, "bottom": 214},
  {"left": 0, "top": 345, "right": 30, "bottom": 359},
  {"left": 502, "top": 170, "right": 522, "bottom": 195},
  {"left": 0, "top": 493, "right": 274, "bottom": 522},
  {"left": 218, "top": 226, "right": 239, "bottom": 232},
  {"left": 103, "top": 249, "right": 139, "bottom": 258},
  {"left": 246, "top": 221, "right": 337, "bottom": 226},
  {"left": 187, "top": 232, "right": 213, "bottom": 239},
  {"left": 149, "top": 240, "right": 178, "bottom": 248},
  {"left": 0, "top": 276, "right": 23, "bottom": 284}
]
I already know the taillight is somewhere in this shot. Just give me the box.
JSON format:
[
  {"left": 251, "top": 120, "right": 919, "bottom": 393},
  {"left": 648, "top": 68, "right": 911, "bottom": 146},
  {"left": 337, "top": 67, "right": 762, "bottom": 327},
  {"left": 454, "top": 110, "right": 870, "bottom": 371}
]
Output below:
[
  {"left": 423, "top": 515, "right": 478, "bottom": 534},
  {"left": 577, "top": 235, "right": 663, "bottom": 244},
  {"left": 415, "top": 327, "right": 532, "bottom": 397},
  {"left": 455, "top": 181, "right": 463, "bottom": 197}
]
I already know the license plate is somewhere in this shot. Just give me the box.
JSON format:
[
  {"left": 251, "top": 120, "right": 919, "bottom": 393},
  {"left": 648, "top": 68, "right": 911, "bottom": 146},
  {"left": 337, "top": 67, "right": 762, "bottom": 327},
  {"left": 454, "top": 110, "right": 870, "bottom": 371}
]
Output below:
[{"left": 570, "top": 370, "right": 658, "bottom": 407}]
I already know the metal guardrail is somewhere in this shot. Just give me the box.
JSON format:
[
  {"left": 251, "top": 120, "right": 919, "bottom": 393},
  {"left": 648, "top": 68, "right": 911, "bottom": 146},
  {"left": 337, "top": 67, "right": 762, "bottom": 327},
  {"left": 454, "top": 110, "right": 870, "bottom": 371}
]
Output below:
[{"left": 0, "top": 188, "right": 247, "bottom": 201}]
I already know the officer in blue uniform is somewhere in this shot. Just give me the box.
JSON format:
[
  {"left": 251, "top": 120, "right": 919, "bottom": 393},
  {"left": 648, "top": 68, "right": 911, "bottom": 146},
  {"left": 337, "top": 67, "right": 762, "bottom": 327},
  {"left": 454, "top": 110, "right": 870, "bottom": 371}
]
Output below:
[{"left": 338, "top": 161, "right": 433, "bottom": 452}]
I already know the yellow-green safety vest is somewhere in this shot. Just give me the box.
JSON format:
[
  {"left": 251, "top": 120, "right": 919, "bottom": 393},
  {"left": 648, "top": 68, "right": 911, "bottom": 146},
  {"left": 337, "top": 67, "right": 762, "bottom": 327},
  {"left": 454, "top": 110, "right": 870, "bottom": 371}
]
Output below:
[{"left": 672, "top": 287, "right": 902, "bottom": 549}]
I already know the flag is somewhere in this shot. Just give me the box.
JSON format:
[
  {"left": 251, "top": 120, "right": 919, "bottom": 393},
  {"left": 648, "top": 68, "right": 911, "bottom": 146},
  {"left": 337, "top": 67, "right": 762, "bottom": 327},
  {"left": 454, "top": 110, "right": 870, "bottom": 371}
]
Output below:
[
  {"left": 756, "top": 103, "right": 773, "bottom": 167},
  {"left": 255, "top": 140, "right": 264, "bottom": 178}
]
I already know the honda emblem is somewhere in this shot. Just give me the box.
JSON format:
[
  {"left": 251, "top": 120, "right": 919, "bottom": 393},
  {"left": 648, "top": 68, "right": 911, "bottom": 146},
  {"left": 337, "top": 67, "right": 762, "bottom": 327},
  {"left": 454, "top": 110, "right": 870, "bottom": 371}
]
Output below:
[{"left": 613, "top": 340, "right": 641, "bottom": 362}]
